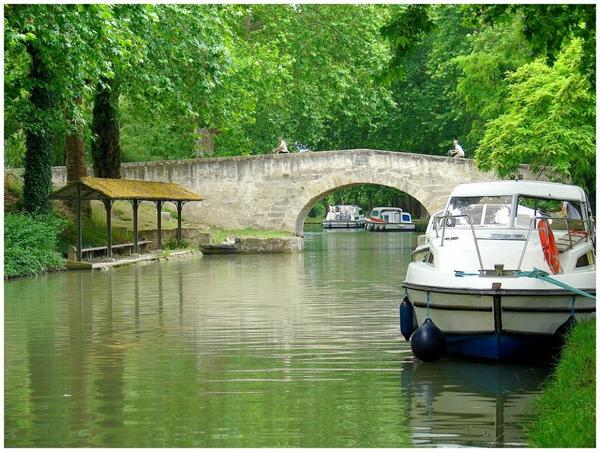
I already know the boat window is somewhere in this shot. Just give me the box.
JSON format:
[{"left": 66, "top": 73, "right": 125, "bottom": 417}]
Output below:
[
  {"left": 446, "top": 196, "right": 512, "bottom": 227},
  {"left": 576, "top": 252, "right": 594, "bottom": 268},
  {"left": 402, "top": 213, "right": 411, "bottom": 222},
  {"left": 516, "top": 196, "right": 579, "bottom": 229}
]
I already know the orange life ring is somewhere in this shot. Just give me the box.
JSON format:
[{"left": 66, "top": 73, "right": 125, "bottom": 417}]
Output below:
[{"left": 537, "top": 219, "right": 560, "bottom": 274}]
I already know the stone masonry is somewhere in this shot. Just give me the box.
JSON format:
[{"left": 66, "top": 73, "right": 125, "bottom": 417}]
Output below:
[{"left": 47, "top": 149, "right": 542, "bottom": 236}]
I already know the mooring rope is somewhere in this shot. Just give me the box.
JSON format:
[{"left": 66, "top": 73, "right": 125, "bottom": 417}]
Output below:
[
  {"left": 453, "top": 268, "right": 596, "bottom": 300},
  {"left": 516, "top": 268, "right": 596, "bottom": 300}
]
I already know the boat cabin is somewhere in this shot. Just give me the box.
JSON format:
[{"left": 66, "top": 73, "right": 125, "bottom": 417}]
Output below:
[
  {"left": 369, "top": 207, "right": 412, "bottom": 224},
  {"left": 439, "top": 181, "right": 591, "bottom": 233}
]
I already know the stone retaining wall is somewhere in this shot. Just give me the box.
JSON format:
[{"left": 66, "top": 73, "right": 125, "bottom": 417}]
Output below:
[{"left": 235, "top": 237, "right": 304, "bottom": 254}]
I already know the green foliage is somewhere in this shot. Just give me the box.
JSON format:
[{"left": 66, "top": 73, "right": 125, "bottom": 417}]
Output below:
[
  {"left": 308, "top": 203, "right": 326, "bottom": 218},
  {"left": 527, "top": 320, "right": 595, "bottom": 447},
  {"left": 375, "top": 5, "right": 476, "bottom": 154},
  {"left": 319, "top": 184, "right": 422, "bottom": 216},
  {"left": 380, "top": 5, "right": 434, "bottom": 82},
  {"left": 210, "top": 4, "right": 395, "bottom": 154},
  {"left": 4, "top": 212, "right": 66, "bottom": 278},
  {"left": 4, "top": 130, "right": 27, "bottom": 168},
  {"left": 5, "top": 4, "right": 151, "bottom": 210},
  {"left": 451, "top": 14, "right": 533, "bottom": 146},
  {"left": 475, "top": 39, "right": 595, "bottom": 189},
  {"left": 469, "top": 4, "right": 595, "bottom": 82},
  {"left": 164, "top": 238, "right": 190, "bottom": 250}
]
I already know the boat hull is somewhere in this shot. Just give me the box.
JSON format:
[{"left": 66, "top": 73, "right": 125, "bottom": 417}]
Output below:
[
  {"left": 444, "top": 332, "right": 562, "bottom": 362},
  {"left": 322, "top": 220, "right": 365, "bottom": 229},
  {"left": 403, "top": 283, "right": 595, "bottom": 361},
  {"left": 200, "top": 244, "right": 240, "bottom": 255},
  {"left": 364, "top": 221, "right": 415, "bottom": 232}
]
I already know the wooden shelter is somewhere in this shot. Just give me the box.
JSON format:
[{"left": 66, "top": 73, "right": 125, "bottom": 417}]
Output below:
[{"left": 51, "top": 177, "right": 203, "bottom": 261}]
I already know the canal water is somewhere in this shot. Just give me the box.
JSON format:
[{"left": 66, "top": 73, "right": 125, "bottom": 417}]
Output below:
[{"left": 4, "top": 227, "right": 551, "bottom": 447}]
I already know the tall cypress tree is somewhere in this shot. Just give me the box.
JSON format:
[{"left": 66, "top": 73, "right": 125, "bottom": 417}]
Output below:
[
  {"left": 91, "top": 78, "right": 122, "bottom": 178},
  {"left": 23, "top": 43, "right": 56, "bottom": 215}
]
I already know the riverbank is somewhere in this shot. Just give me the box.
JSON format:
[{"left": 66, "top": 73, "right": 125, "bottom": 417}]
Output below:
[{"left": 527, "top": 320, "right": 595, "bottom": 447}]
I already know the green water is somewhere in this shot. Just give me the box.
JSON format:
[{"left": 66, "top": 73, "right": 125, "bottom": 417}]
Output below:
[{"left": 4, "top": 228, "right": 550, "bottom": 447}]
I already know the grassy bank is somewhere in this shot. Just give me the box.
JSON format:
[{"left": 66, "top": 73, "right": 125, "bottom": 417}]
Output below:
[
  {"left": 304, "top": 215, "right": 325, "bottom": 225},
  {"left": 210, "top": 227, "right": 292, "bottom": 244},
  {"left": 527, "top": 320, "right": 595, "bottom": 447}
]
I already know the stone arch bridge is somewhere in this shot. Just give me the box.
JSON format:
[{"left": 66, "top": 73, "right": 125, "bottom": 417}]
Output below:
[{"left": 51, "top": 149, "right": 540, "bottom": 236}]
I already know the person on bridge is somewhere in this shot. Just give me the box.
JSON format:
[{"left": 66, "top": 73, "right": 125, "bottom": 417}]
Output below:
[
  {"left": 448, "top": 139, "right": 465, "bottom": 158},
  {"left": 272, "top": 137, "right": 289, "bottom": 154}
]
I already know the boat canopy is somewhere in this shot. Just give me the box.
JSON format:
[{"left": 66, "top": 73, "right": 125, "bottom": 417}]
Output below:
[
  {"left": 450, "top": 181, "right": 587, "bottom": 203},
  {"left": 372, "top": 207, "right": 403, "bottom": 211}
]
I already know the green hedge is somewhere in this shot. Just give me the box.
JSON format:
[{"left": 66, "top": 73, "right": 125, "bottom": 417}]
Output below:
[
  {"left": 527, "top": 320, "right": 596, "bottom": 447},
  {"left": 4, "top": 212, "right": 67, "bottom": 278}
]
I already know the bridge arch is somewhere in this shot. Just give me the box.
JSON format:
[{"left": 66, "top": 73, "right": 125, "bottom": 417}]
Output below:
[{"left": 293, "top": 180, "right": 431, "bottom": 236}]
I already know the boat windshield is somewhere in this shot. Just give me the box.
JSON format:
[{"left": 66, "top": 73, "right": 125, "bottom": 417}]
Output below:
[{"left": 446, "top": 196, "right": 512, "bottom": 227}]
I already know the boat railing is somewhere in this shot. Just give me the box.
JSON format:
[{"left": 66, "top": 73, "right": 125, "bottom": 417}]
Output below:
[
  {"left": 435, "top": 214, "right": 485, "bottom": 272},
  {"left": 434, "top": 213, "right": 595, "bottom": 274},
  {"left": 516, "top": 216, "right": 595, "bottom": 271}
]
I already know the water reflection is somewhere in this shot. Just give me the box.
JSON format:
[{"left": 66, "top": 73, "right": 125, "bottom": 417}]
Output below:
[
  {"left": 400, "top": 356, "right": 550, "bottom": 447},
  {"left": 4, "top": 231, "right": 551, "bottom": 447}
]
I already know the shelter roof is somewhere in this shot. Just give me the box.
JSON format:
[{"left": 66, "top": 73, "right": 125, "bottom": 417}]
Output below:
[{"left": 51, "top": 176, "right": 204, "bottom": 202}]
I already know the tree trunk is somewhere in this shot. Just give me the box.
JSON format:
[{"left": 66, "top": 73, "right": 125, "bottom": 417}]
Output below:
[
  {"left": 91, "top": 79, "right": 121, "bottom": 178},
  {"left": 23, "top": 44, "right": 55, "bottom": 215},
  {"left": 65, "top": 96, "right": 91, "bottom": 215}
]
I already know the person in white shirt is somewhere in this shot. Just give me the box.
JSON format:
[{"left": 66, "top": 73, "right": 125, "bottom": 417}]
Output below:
[
  {"left": 272, "top": 137, "right": 289, "bottom": 153},
  {"left": 449, "top": 139, "right": 465, "bottom": 158}
]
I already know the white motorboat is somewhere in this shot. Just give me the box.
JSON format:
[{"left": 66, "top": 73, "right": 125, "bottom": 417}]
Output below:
[
  {"left": 364, "top": 207, "right": 415, "bottom": 231},
  {"left": 401, "top": 180, "right": 596, "bottom": 362},
  {"left": 322, "top": 205, "right": 365, "bottom": 229}
]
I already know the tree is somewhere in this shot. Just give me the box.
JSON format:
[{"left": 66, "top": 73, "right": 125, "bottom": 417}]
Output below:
[
  {"left": 376, "top": 5, "right": 475, "bottom": 154},
  {"left": 475, "top": 39, "right": 595, "bottom": 193},
  {"left": 100, "top": 5, "right": 232, "bottom": 165},
  {"left": 451, "top": 12, "right": 533, "bottom": 147},
  {"left": 4, "top": 4, "right": 141, "bottom": 210},
  {"left": 21, "top": 43, "right": 57, "bottom": 214},
  {"left": 468, "top": 4, "right": 595, "bottom": 82},
  {"left": 91, "top": 79, "right": 122, "bottom": 178}
]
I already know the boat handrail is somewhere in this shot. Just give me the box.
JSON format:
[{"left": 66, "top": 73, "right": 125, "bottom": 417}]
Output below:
[
  {"left": 434, "top": 213, "right": 595, "bottom": 274},
  {"left": 435, "top": 214, "right": 485, "bottom": 272},
  {"left": 516, "top": 216, "right": 596, "bottom": 271}
]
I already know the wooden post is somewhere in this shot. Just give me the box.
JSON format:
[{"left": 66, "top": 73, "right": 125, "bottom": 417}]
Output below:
[
  {"left": 103, "top": 199, "right": 113, "bottom": 258},
  {"left": 132, "top": 199, "right": 140, "bottom": 254},
  {"left": 176, "top": 200, "right": 183, "bottom": 243},
  {"left": 75, "top": 182, "right": 83, "bottom": 261},
  {"left": 156, "top": 200, "right": 163, "bottom": 249}
]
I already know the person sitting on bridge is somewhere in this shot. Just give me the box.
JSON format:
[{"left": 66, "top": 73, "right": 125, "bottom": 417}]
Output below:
[
  {"left": 448, "top": 139, "right": 465, "bottom": 158},
  {"left": 272, "top": 137, "right": 289, "bottom": 154}
]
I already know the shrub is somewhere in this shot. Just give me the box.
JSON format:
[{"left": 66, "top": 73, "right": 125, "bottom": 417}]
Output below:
[
  {"left": 164, "top": 238, "right": 190, "bottom": 250},
  {"left": 4, "top": 212, "right": 67, "bottom": 278}
]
